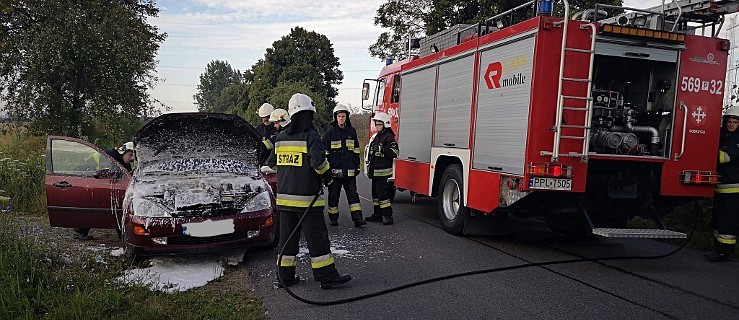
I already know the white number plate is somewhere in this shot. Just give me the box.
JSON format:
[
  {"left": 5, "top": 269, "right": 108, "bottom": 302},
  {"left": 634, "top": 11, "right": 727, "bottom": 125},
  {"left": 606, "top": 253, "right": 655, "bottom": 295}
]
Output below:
[
  {"left": 529, "top": 177, "right": 572, "bottom": 191},
  {"left": 182, "top": 219, "right": 235, "bottom": 237}
]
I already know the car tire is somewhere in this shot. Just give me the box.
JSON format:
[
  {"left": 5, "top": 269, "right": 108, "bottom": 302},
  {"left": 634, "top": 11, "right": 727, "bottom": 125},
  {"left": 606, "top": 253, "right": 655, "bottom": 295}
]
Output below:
[
  {"left": 122, "top": 232, "right": 144, "bottom": 263},
  {"left": 437, "top": 165, "right": 467, "bottom": 235}
]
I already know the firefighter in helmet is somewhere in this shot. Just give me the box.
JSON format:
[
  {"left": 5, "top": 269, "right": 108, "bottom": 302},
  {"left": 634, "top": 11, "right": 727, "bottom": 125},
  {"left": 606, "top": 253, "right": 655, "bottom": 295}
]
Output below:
[
  {"left": 706, "top": 106, "right": 739, "bottom": 262},
  {"left": 256, "top": 103, "right": 277, "bottom": 164},
  {"left": 365, "top": 112, "right": 399, "bottom": 225},
  {"left": 264, "top": 93, "right": 352, "bottom": 289},
  {"left": 269, "top": 108, "right": 291, "bottom": 132},
  {"left": 322, "top": 105, "right": 367, "bottom": 227}
]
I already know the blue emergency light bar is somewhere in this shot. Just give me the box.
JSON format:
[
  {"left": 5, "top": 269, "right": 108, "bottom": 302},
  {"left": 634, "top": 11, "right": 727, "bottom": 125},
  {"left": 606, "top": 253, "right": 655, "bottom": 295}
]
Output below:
[{"left": 537, "top": 0, "right": 553, "bottom": 16}]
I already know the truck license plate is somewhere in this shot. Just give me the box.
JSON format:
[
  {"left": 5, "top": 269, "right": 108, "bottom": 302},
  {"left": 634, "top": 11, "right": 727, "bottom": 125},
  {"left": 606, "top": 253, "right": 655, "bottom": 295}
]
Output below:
[{"left": 529, "top": 177, "right": 572, "bottom": 191}]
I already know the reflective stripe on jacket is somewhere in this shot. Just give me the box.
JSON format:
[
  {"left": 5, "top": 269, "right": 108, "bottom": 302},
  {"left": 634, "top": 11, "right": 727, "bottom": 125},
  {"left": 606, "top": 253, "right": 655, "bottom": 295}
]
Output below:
[
  {"left": 322, "top": 123, "right": 360, "bottom": 178},
  {"left": 266, "top": 129, "right": 329, "bottom": 211}
]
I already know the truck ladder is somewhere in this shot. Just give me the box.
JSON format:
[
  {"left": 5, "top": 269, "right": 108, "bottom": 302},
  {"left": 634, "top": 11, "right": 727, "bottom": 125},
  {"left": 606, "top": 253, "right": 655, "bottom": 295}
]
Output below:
[{"left": 548, "top": 19, "right": 598, "bottom": 163}]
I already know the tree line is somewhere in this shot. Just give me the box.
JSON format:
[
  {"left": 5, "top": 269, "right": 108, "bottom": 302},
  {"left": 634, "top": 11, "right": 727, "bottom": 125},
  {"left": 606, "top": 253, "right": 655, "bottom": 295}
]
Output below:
[{"left": 1, "top": 0, "right": 623, "bottom": 143}]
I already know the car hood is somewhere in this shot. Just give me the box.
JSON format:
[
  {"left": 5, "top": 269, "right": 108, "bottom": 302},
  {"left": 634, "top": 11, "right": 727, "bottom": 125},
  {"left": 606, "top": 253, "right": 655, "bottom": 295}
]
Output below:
[{"left": 134, "top": 112, "right": 261, "bottom": 170}]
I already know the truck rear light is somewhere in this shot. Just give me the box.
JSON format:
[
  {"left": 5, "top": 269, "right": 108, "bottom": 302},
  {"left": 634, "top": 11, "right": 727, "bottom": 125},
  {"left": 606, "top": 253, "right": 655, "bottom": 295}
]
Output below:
[
  {"left": 679, "top": 170, "right": 720, "bottom": 184},
  {"left": 528, "top": 162, "right": 572, "bottom": 178}
]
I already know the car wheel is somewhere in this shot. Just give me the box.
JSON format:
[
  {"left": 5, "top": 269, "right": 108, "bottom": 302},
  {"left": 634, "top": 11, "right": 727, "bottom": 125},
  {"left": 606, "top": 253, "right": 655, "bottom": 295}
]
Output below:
[
  {"left": 122, "top": 232, "right": 143, "bottom": 263},
  {"left": 437, "top": 165, "right": 467, "bottom": 235}
]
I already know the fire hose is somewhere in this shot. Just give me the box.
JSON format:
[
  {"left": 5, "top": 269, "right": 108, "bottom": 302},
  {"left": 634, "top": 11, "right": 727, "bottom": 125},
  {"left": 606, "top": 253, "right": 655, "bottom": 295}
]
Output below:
[{"left": 276, "top": 190, "right": 700, "bottom": 306}]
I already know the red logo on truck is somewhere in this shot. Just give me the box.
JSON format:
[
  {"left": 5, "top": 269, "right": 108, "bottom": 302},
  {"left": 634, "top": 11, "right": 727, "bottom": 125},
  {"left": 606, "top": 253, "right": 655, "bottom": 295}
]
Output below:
[{"left": 484, "top": 62, "right": 503, "bottom": 89}]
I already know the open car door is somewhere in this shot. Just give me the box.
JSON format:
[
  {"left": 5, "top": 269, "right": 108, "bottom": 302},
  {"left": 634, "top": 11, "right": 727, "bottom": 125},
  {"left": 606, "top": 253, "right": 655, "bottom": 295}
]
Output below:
[{"left": 45, "top": 136, "right": 130, "bottom": 229}]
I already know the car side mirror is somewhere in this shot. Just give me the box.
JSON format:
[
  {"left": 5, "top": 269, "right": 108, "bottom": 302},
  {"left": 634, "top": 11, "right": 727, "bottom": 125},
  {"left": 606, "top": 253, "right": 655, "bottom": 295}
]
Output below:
[{"left": 362, "top": 83, "right": 370, "bottom": 100}]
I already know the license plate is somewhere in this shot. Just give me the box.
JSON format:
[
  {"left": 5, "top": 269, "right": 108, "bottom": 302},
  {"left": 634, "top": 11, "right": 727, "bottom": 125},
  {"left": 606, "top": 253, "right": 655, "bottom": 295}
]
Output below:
[
  {"left": 182, "top": 219, "right": 235, "bottom": 237},
  {"left": 529, "top": 177, "right": 572, "bottom": 191}
]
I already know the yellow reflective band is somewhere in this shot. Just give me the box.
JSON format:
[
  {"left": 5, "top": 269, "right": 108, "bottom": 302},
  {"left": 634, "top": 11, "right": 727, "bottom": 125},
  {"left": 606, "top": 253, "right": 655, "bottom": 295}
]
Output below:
[
  {"left": 277, "top": 255, "right": 297, "bottom": 267},
  {"left": 716, "top": 237, "right": 737, "bottom": 245},
  {"left": 353, "top": 148, "right": 361, "bottom": 154},
  {"left": 719, "top": 151, "right": 730, "bottom": 164},
  {"left": 380, "top": 200, "right": 391, "bottom": 208},
  {"left": 275, "top": 145, "right": 308, "bottom": 153},
  {"left": 349, "top": 203, "right": 362, "bottom": 211},
  {"left": 327, "top": 207, "right": 339, "bottom": 214},
  {"left": 331, "top": 140, "right": 342, "bottom": 149},
  {"left": 373, "top": 171, "right": 393, "bottom": 177},
  {"left": 315, "top": 160, "right": 330, "bottom": 175},
  {"left": 714, "top": 231, "right": 737, "bottom": 244},
  {"left": 277, "top": 152, "right": 302, "bottom": 166},
  {"left": 346, "top": 140, "right": 355, "bottom": 148},
  {"left": 277, "top": 194, "right": 326, "bottom": 208},
  {"left": 263, "top": 139, "right": 274, "bottom": 150},
  {"left": 373, "top": 200, "right": 379, "bottom": 206},
  {"left": 715, "top": 183, "right": 739, "bottom": 193},
  {"left": 311, "top": 254, "right": 335, "bottom": 269},
  {"left": 346, "top": 169, "right": 356, "bottom": 177}
]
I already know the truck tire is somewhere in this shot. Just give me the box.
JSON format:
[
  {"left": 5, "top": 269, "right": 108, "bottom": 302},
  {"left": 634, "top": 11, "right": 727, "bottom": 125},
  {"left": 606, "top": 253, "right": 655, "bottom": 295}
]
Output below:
[{"left": 437, "top": 165, "right": 467, "bottom": 235}]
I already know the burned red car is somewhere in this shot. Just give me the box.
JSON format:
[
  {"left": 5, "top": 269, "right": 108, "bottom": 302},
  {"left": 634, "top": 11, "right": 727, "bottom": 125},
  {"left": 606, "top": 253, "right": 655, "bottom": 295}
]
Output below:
[{"left": 46, "top": 113, "right": 277, "bottom": 258}]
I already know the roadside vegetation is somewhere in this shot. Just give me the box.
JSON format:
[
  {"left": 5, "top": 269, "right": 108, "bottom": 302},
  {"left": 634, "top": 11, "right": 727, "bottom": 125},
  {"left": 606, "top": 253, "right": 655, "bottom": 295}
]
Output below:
[{"left": 0, "top": 215, "right": 266, "bottom": 320}]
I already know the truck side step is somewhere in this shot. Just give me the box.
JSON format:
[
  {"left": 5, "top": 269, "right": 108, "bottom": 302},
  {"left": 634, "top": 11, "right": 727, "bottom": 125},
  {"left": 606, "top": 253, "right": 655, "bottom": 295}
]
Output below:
[{"left": 591, "top": 228, "right": 687, "bottom": 239}]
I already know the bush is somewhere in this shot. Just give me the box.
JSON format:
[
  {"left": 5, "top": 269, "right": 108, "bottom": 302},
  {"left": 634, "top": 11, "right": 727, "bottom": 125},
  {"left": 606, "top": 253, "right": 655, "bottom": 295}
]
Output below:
[{"left": 0, "top": 125, "right": 46, "bottom": 214}]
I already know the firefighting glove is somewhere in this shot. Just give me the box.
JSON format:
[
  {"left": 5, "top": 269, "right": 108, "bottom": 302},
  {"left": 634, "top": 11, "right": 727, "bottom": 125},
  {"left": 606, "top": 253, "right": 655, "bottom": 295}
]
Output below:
[{"left": 322, "top": 171, "right": 334, "bottom": 186}]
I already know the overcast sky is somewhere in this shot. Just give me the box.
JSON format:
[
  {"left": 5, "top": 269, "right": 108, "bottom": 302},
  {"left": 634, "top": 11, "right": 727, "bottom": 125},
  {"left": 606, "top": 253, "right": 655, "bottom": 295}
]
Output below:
[{"left": 0, "top": 0, "right": 724, "bottom": 118}]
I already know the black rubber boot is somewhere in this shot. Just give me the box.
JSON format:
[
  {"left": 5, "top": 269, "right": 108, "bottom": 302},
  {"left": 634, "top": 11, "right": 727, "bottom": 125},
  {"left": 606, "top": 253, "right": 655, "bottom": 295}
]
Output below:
[
  {"left": 704, "top": 251, "right": 730, "bottom": 262},
  {"left": 328, "top": 213, "right": 339, "bottom": 226},
  {"left": 353, "top": 219, "right": 367, "bottom": 227},
  {"left": 383, "top": 216, "right": 394, "bottom": 225},
  {"left": 320, "top": 274, "right": 352, "bottom": 289},
  {"left": 273, "top": 276, "right": 301, "bottom": 288},
  {"left": 365, "top": 215, "right": 382, "bottom": 222}
]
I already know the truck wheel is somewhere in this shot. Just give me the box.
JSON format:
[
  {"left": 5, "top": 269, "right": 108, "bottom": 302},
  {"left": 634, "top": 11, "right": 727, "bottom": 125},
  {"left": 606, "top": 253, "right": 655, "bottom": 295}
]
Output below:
[{"left": 437, "top": 165, "right": 467, "bottom": 235}]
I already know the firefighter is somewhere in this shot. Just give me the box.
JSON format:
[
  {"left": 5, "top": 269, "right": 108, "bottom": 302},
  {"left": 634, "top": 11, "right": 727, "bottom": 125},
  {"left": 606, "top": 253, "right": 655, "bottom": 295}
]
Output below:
[
  {"left": 322, "top": 105, "right": 367, "bottom": 227},
  {"left": 256, "top": 103, "right": 277, "bottom": 164},
  {"left": 269, "top": 108, "right": 291, "bottom": 132},
  {"left": 365, "top": 112, "right": 398, "bottom": 225},
  {"left": 706, "top": 106, "right": 739, "bottom": 262},
  {"left": 264, "top": 93, "right": 352, "bottom": 289}
]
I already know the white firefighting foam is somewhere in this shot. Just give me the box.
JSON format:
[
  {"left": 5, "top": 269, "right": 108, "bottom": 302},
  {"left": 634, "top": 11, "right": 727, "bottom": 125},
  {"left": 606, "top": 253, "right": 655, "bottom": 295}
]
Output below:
[{"left": 117, "top": 250, "right": 245, "bottom": 293}]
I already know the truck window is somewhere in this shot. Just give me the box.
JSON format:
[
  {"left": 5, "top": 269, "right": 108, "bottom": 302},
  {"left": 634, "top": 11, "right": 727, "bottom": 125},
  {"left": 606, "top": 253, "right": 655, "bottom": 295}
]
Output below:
[{"left": 391, "top": 75, "right": 401, "bottom": 103}]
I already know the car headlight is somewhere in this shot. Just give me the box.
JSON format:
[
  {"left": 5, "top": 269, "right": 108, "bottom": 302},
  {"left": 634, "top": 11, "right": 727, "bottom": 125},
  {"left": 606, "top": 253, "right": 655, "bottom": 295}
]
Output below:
[
  {"left": 132, "top": 197, "right": 173, "bottom": 218},
  {"left": 242, "top": 191, "right": 271, "bottom": 212}
]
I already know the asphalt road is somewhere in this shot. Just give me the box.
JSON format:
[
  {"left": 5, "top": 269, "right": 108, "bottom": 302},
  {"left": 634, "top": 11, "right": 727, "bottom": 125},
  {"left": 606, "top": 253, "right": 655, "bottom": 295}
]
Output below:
[{"left": 245, "top": 175, "right": 739, "bottom": 319}]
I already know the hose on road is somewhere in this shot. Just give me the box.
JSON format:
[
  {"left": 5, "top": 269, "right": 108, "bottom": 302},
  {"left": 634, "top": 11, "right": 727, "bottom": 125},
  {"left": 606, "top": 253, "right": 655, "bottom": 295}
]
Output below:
[{"left": 277, "top": 191, "right": 700, "bottom": 306}]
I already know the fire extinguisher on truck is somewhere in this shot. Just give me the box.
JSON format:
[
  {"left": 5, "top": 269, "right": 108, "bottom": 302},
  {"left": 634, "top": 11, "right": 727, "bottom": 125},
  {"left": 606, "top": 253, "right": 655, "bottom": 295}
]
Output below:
[{"left": 361, "top": 0, "right": 739, "bottom": 238}]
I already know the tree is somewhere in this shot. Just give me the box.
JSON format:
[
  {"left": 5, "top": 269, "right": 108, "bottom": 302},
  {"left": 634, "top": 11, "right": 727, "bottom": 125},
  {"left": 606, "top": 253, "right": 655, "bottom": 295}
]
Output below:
[
  {"left": 194, "top": 60, "right": 243, "bottom": 112},
  {"left": 0, "top": 0, "right": 166, "bottom": 140},
  {"left": 370, "top": 0, "right": 622, "bottom": 60},
  {"left": 369, "top": 0, "right": 432, "bottom": 61},
  {"left": 213, "top": 82, "right": 250, "bottom": 115},
  {"left": 244, "top": 27, "right": 342, "bottom": 131}
]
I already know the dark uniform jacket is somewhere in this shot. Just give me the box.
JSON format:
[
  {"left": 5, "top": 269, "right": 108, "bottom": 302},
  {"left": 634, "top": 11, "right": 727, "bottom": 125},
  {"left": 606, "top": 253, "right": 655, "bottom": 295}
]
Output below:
[
  {"left": 322, "top": 123, "right": 360, "bottom": 178},
  {"left": 256, "top": 122, "right": 277, "bottom": 163},
  {"left": 717, "top": 129, "right": 739, "bottom": 187},
  {"left": 266, "top": 129, "right": 331, "bottom": 211},
  {"left": 368, "top": 128, "right": 398, "bottom": 179},
  {"left": 105, "top": 149, "right": 132, "bottom": 173}
]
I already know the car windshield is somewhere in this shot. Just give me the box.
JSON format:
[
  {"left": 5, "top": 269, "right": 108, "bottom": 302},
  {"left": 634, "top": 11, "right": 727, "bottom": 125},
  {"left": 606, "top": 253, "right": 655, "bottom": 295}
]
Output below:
[{"left": 140, "top": 158, "right": 257, "bottom": 175}]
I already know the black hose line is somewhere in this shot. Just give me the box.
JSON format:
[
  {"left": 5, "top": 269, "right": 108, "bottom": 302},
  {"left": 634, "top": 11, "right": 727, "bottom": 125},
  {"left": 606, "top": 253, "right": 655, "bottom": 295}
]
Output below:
[{"left": 277, "top": 191, "right": 701, "bottom": 306}]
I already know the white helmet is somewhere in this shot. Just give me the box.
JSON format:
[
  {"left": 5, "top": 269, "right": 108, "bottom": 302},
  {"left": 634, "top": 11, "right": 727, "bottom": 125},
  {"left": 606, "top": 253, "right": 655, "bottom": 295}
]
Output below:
[
  {"left": 269, "top": 108, "right": 291, "bottom": 127},
  {"left": 332, "top": 105, "right": 350, "bottom": 116},
  {"left": 288, "top": 93, "right": 315, "bottom": 115},
  {"left": 725, "top": 106, "right": 739, "bottom": 120},
  {"left": 117, "top": 141, "right": 134, "bottom": 154},
  {"left": 257, "top": 103, "right": 275, "bottom": 118},
  {"left": 373, "top": 112, "right": 391, "bottom": 128}
]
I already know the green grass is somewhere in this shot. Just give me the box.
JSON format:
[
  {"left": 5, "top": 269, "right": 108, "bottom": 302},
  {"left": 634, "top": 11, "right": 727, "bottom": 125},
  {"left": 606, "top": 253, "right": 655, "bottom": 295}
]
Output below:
[
  {"left": 0, "top": 215, "right": 266, "bottom": 320},
  {"left": 0, "top": 125, "right": 46, "bottom": 214}
]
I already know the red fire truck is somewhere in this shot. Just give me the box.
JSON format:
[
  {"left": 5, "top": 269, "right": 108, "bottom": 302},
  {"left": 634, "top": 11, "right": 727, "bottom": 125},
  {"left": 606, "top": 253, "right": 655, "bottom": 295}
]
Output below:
[{"left": 362, "top": 0, "right": 738, "bottom": 237}]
